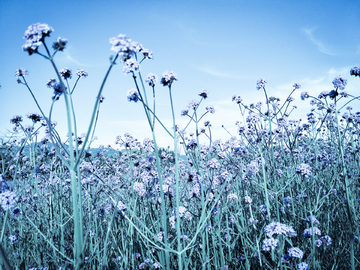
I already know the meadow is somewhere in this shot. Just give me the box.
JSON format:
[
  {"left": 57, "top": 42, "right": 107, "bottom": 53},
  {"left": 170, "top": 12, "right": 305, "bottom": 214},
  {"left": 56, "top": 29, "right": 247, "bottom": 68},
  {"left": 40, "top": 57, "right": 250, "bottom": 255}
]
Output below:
[{"left": 0, "top": 23, "right": 359, "bottom": 270}]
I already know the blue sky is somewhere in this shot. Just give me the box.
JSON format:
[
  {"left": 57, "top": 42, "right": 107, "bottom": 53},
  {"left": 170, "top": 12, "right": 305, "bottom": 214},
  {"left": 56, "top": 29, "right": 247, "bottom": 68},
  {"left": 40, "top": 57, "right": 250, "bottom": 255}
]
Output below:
[{"left": 1, "top": 0, "right": 360, "bottom": 149}]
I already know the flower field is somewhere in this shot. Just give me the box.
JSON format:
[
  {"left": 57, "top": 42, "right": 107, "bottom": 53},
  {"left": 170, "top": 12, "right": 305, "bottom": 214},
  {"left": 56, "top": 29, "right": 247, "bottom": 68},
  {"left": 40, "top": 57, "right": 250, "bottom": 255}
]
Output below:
[{"left": 0, "top": 23, "right": 359, "bottom": 270}]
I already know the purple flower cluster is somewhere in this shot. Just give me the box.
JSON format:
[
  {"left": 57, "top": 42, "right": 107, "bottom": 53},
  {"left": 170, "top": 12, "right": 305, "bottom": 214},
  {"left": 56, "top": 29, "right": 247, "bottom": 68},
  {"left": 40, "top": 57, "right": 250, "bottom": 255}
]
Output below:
[
  {"left": 127, "top": 89, "right": 139, "bottom": 102},
  {"left": 145, "top": 73, "right": 158, "bottom": 87},
  {"left": 59, "top": 68, "right": 72, "bottom": 79},
  {"left": 123, "top": 59, "right": 140, "bottom": 74},
  {"left": 256, "top": 78, "right": 268, "bottom": 90},
  {"left": 0, "top": 191, "right": 18, "bottom": 211},
  {"left": 264, "top": 222, "right": 297, "bottom": 238},
  {"left": 15, "top": 68, "right": 29, "bottom": 77},
  {"left": 109, "top": 34, "right": 149, "bottom": 62},
  {"left": 76, "top": 69, "right": 88, "bottom": 78},
  {"left": 23, "top": 23, "right": 53, "bottom": 55},
  {"left": 288, "top": 247, "right": 304, "bottom": 259},
  {"left": 262, "top": 238, "right": 278, "bottom": 252},
  {"left": 52, "top": 37, "right": 67, "bottom": 51},
  {"left": 304, "top": 227, "right": 321, "bottom": 238},
  {"left": 350, "top": 66, "right": 360, "bottom": 77},
  {"left": 296, "top": 163, "right": 312, "bottom": 178},
  {"left": 332, "top": 75, "right": 347, "bottom": 90},
  {"left": 161, "top": 70, "right": 178, "bottom": 86}
]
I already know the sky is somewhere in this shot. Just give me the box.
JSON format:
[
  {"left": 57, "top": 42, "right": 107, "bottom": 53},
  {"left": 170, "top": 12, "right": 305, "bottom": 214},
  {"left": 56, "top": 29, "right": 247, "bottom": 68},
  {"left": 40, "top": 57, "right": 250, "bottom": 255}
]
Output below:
[{"left": 1, "top": 0, "right": 360, "bottom": 149}]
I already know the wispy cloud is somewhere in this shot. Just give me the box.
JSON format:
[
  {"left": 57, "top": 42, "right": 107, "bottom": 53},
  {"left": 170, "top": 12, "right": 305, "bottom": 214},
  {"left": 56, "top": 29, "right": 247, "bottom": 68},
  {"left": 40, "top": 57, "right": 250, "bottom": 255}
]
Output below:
[
  {"left": 302, "top": 27, "right": 334, "bottom": 55},
  {"left": 56, "top": 46, "right": 88, "bottom": 66}
]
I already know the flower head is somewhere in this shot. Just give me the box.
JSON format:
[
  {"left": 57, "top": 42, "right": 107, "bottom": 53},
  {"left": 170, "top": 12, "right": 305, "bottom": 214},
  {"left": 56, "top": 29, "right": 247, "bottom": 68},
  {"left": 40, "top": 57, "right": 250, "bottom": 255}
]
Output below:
[
  {"left": 332, "top": 75, "right": 347, "bottom": 90},
  {"left": 23, "top": 23, "right": 53, "bottom": 55},
  {"left": 46, "top": 78, "right": 57, "bottom": 88},
  {"left": 297, "top": 262, "right": 309, "bottom": 270},
  {"left": 15, "top": 68, "right": 29, "bottom": 77},
  {"left": 198, "top": 90, "right": 209, "bottom": 99},
  {"left": 26, "top": 113, "right": 42, "bottom": 123},
  {"left": 206, "top": 106, "right": 215, "bottom": 114},
  {"left": 264, "top": 222, "right": 297, "bottom": 238},
  {"left": 350, "top": 66, "right": 360, "bottom": 77},
  {"left": 320, "top": 235, "right": 332, "bottom": 246},
  {"left": 256, "top": 78, "right": 267, "bottom": 90},
  {"left": 293, "top": 83, "right": 301, "bottom": 89},
  {"left": 304, "top": 227, "right": 321, "bottom": 238},
  {"left": 76, "top": 69, "right": 88, "bottom": 78},
  {"left": 288, "top": 247, "right": 303, "bottom": 259},
  {"left": 10, "top": 116, "right": 22, "bottom": 125},
  {"left": 300, "top": 91, "right": 309, "bottom": 100},
  {"left": 123, "top": 59, "right": 140, "bottom": 74},
  {"left": 161, "top": 70, "right": 178, "bottom": 86},
  {"left": 109, "top": 34, "right": 133, "bottom": 61},
  {"left": 52, "top": 37, "right": 67, "bottom": 51},
  {"left": 133, "top": 182, "right": 146, "bottom": 196},
  {"left": 0, "top": 191, "right": 18, "bottom": 211},
  {"left": 262, "top": 238, "right": 278, "bottom": 252},
  {"left": 296, "top": 163, "right": 312, "bottom": 178},
  {"left": 59, "top": 68, "right": 72, "bottom": 79},
  {"left": 52, "top": 82, "right": 66, "bottom": 99},
  {"left": 127, "top": 89, "right": 139, "bottom": 102},
  {"left": 145, "top": 73, "right": 158, "bottom": 87},
  {"left": 142, "top": 49, "right": 153, "bottom": 59}
]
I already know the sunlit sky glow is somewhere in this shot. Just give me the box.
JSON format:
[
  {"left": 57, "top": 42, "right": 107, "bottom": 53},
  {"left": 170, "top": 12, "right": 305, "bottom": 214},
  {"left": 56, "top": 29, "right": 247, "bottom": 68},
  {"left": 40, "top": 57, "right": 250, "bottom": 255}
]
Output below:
[{"left": 1, "top": 0, "right": 359, "bottom": 149}]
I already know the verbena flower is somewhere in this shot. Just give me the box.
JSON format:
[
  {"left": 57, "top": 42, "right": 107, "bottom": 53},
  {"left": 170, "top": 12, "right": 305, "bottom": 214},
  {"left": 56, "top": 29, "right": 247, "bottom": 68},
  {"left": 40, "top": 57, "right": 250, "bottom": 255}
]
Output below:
[
  {"left": 288, "top": 247, "right": 304, "bottom": 259},
  {"left": 332, "top": 75, "right": 347, "bottom": 90},
  {"left": 262, "top": 238, "right": 278, "bottom": 252},
  {"left": 52, "top": 37, "right": 67, "bottom": 51},
  {"left": 76, "top": 69, "right": 88, "bottom": 78},
  {"left": 127, "top": 89, "right": 139, "bottom": 102},
  {"left": 300, "top": 91, "right": 309, "bottom": 100},
  {"left": 23, "top": 23, "right": 53, "bottom": 55},
  {"left": 199, "top": 90, "right": 209, "bottom": 99},
  {"left": 244, "top": 196, "right": 252, "bottom": 204},
  {"left": 350, "top": 66, "right": 360, "bottom": 77},
  {"left": 15, "top": 68, "right": 29, "bottom": 77},
  {"left": 264, "top": 222, "right": 297, "bottom": 238},
  {"left": 206, "top": 106, "right": 215, "bottom": 114},
  {"left": 283, "top": 196, "right": 292, "bottom": 206},
  {"left": 296, "top": 163, "right": 312, "bottom": 178},
  {"left": 133, "top": 182, "right": 146, "bottom": 196},
  {"left": 293, "top": 83, "right": 301, "bottom": 89},
  {"left": 10, "top": 115, "right": 23, "bottom": 125},
  {"left": 123, "top": 59, "right": 140, "bottom": 74},
  {"left": 320, "top": 235, "right": 332, "bottom": 246},
  {"left": 297, "top": 262, "right": 309, "bottom": 270},
  {"left": 247, "top": 161, "right": 259, "bottom": 175},
  {"left": 59, "top": 68, "right": 72, "bottom": 79},
  {"left": 256, "top": 78, "right": 267, "bottom": 90},
  {"left": 173, "top": 206, "right": 187, "bottom": 218},
  {"left": 207, "top": 158, "right": 220, "bottom": 169},
  {"left": 46, "top": 78, "right": 57, "bottom": 88},
  {"left": 26, "top": 113, "right": 42, "bottom": 123},
  {"left": 52, "top": 82, "right": 66, "bottom": 99},
  {"left": 109, "top": 34, "right": 133, "bottom": 61},
  {"left": 187, "top": 100, "right": 199, "bottom": 110},
  {"left": 0, "top": 191, "right": 18, "bottom": 211},
  {"left": 181, "top": 109, "right": 188, "bottom": 116},
  {"left": 315, "top": 239, "right": 322, "bottom": 247},
  {"left": 161, "top": 70, "right": 178, "bottom": 86},
  {"left": 9, "top": 235, "right": 18, "bottom": 244},
  {"left": 305, "top": 216, "right": 320, "bottom": 225},
  {"left": 142, "top": 49, "right": 153, "bottom": 59},
  {"left": 227, "top": 193, "right": 238, "bottom": 202},
  {"left": 145, "top": 73, "right": 158, "bottom": 86},
  {"left": 304, "top": 227, "right": 321, "bottom": 238}
]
